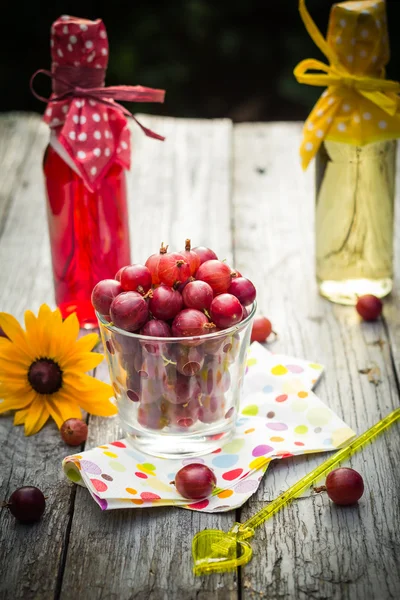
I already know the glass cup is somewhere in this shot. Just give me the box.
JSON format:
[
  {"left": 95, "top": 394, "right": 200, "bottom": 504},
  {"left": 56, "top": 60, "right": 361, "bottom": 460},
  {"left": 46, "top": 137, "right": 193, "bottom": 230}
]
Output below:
[{"left": 97, "top": 303, "right": 256, "bottom": 458}]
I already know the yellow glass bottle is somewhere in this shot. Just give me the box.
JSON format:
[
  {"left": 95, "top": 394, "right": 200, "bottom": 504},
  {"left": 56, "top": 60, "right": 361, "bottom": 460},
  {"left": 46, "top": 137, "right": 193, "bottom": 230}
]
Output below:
[
  {"left": 315, "top": 138, "right": 396, "bottom": 304},
  {"left": 295, "top": 0, "right": 400, "bottom": 305}
]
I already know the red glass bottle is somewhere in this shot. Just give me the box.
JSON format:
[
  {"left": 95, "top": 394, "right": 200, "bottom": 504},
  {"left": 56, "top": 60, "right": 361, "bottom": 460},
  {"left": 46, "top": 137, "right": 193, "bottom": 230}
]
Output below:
[
  {"left": 43, "top": 145, "right": 130, "bottom": 328},
  {"left": 36, "top": 16, "right": 164, "bottom": 328}
]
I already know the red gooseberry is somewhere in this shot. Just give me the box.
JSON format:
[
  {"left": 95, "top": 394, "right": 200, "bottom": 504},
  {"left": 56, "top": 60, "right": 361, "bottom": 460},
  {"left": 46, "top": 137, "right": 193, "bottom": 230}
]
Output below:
[
  {"left": 110, "top": 291, "right": 149, "bottom": 332},
  {"left": 355, "top": 295, "right": 383, "bottom": 321},
  {"left": 325, "top": 468, "right": 364, "bottom": 506},
  {"left": 192, "top": 246, "right": 218, "bottom": 265},
  {"left": 120, "top": 264, "right": 152, "bottom": 295},
  {"left": 251, "top": 316, "right": 274, "bottom": 343},
  {"left": 173, "top": 464, "right": 217, "bottom": 499},
  {"left": 210, "top": 294, "right": 243, "bottom": 329},
  {"left": 91, "top": 279, "right": 122, "bottom": 317},
  {"left": 180, "top": 239, "right": 201, "bottom": 276},
  {"left": 149, "top": 285, "right": 183, "bottom": 321},
  {"left": 196, "top": 260, "right": 232, "bottom": 295}
]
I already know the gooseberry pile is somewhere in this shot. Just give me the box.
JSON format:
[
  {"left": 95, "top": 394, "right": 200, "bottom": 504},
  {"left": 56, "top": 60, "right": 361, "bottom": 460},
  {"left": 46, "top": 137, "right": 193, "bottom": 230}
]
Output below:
[
  {"left": 91, "top": 241, "right": 257, "bottom": 432},
  {"left": 92, "top": 240, "right": 256, "bottom": 334}
]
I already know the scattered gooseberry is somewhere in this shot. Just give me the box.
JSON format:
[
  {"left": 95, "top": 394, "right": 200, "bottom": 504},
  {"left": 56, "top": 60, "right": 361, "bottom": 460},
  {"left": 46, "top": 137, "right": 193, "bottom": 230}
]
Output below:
[
  {"left": 356, "top": 295, "right": 383, "bottom": 321},
  {"left": 326, "top": 468, "right": 364, "bottom": 506},
  {"left": 173, "top": 464, "right": 217, "bottom": 499},
  {"left": 251, "top": 316, "right": 274, "bottom": 343},
  {"left": 60, "top": 418, "right": 88, "bottom": 446},
  {"left": 3, "top": 486, "right": 46, "bottom": 523}
]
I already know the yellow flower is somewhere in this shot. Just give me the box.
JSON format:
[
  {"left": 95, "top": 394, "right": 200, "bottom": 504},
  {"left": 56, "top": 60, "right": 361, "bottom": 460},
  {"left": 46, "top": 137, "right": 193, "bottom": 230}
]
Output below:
[{"left": 0, "top": 304, "right": 117, "bottom": 436}]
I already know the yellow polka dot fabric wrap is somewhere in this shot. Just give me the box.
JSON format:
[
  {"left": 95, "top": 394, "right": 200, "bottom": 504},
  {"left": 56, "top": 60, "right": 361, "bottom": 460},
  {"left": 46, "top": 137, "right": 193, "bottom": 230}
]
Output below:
[{"left": 295, "top": 0, "right": 400, "bottom": 170}]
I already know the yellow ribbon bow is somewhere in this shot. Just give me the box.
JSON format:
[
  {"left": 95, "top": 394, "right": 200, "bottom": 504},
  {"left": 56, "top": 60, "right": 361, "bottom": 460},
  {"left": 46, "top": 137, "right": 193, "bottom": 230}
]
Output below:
[{"left": 295, "top": 0, "right": 400, "bottom": 170}]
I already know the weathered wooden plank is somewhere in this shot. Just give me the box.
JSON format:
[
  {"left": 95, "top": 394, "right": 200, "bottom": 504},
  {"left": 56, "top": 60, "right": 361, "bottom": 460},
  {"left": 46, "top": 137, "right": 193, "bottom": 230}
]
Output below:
[
  {"left": 0, "top": 114, "right": 44, "bottom": 233},
  {"left": 232, "top": 123, "right": 400, "bottom": 600},
  {"left": 2, "top": 114, "right": 399, "bottom": 600},
  {"left": 0, "top": 113, "right": 78, "bottom": 600},
  {"left": 60, "top": 117, "right": 238, "bottom": 600},
  {"left": 382, "top": 145, "right": 400, "bottom": 380}
]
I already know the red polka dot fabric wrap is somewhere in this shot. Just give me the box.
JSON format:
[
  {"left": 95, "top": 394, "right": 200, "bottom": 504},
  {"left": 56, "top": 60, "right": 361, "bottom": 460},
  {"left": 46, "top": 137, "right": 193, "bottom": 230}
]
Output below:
[{"left": 36, "top": 16, "right": 165, "bottom": 191}]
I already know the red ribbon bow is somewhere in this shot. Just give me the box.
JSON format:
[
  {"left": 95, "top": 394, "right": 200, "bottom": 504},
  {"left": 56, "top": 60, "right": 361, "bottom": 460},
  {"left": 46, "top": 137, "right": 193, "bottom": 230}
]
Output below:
[{"left": 30, "top": 68, "right": 166, "bottom": 140}]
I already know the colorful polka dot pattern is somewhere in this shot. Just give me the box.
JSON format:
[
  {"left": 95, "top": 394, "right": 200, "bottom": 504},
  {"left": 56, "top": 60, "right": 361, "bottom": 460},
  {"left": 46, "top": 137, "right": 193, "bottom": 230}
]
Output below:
[
  {"left": 62, "top": 342, "right": 355, "bottom": 513},
  {"left": 298, "top": 0, "right": 400, "bottom": 170},
  {"left": 43, "top": 16, "right": 131, "bottom": 192}
]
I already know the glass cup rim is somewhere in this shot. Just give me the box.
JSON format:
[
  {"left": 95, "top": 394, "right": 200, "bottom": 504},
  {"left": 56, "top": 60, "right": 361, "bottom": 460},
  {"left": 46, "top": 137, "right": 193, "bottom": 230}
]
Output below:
[{"left": 96, "top": 300, "right": 256, "bottom": 343}]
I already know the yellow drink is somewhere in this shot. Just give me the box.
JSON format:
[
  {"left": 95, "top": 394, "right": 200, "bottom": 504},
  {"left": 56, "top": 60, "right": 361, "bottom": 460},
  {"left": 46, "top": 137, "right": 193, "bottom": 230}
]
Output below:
[{"left": 315, "top": 139, "right": 396, "bottom": 305}]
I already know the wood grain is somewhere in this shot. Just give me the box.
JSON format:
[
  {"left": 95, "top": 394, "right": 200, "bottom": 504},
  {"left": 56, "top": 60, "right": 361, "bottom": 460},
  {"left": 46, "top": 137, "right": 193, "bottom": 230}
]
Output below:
[
  {"left": 232, "top": 122, "right": 400, "bottom": 600},
  {"left": 0, "top": 113, "right": 77, "bottom": 600},
  {"left": 0, "top": 114, "right": 399, "bottom": 600},
  {"left": 383, "top": 145, "right": 400, "bottom": 380},
  {"left": 59, "top": 117, "right": 238, "bottom": 600}
]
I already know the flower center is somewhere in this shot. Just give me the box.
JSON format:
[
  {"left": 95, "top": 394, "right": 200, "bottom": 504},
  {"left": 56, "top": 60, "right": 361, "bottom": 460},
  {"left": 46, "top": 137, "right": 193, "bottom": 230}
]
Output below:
[{"left": 28, "top": 359, "right": 63, "bottom": 395}]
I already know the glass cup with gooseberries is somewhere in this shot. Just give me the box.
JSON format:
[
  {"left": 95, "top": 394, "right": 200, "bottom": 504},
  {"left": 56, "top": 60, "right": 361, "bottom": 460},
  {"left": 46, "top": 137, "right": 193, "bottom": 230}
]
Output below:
[{"left": 92, "top": 240, "right": 256, "bottom": 458}]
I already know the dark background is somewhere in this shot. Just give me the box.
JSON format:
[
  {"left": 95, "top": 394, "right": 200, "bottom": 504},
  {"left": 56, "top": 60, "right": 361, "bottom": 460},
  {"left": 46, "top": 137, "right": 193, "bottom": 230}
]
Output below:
[{"left": 2, "top": 0, "right": 400, "bottom": 122}]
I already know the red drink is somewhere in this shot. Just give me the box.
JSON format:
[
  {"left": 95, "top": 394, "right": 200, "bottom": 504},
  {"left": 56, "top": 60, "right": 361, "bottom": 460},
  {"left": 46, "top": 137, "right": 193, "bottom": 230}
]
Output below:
[
  {"left": 34, "top": 16, "right": 164, "bottom": 328},
  {"left": 44, "top": 145, "right": 130, "bottom": 327}
]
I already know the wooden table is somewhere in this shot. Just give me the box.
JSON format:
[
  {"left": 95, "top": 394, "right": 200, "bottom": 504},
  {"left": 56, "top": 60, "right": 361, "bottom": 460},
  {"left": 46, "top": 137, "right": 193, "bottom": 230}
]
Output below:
[{"left": 0, "top": 113, "right": 399, "bottom": 600}]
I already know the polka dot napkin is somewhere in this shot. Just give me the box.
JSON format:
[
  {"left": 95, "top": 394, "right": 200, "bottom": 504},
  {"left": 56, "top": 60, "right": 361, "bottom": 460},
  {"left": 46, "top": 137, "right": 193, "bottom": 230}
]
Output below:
[{"left": 62, "top": 343, "right": 355, "bottom": 512}]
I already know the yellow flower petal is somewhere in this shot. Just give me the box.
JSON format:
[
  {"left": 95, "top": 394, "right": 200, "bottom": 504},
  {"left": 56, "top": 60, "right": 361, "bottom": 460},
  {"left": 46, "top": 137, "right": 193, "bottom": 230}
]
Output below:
[
  {"left": 60, "top": 313, "right": 80, "bottom": 349},
  {"left": 24, "top": 396, "right": 50, "bottom": 436},
  {"left": 48, "top": 310, "right": 65, "bottom": 359},
  {"left": 0, "top": 313, "right": 34, "bottom": 361},
  {"left": 0, "top": 379, "right": 33, "bottom": 396},
  {"left": 24, "top": 309, "right": 40, "bottom": 344},
  {"left": 45, "top": 397, "right": 63, "bottom": 428},
  {"left": 63, "top": 373, "right": 112, "bottom": 394},
  {"left": 70, "top": 333, "right": 100, "bottom": 354},
  {"left": 14, "top": 407, "right": 30, "bottom": 425},
  {"left": 46, "top": 395, "right": 82, "bottom": 428},
  {"left": 77, "top": 395, "right": 117, "bottom": 417},
  {"left": 63, "top": 352, "right": 104, "bottom": 372},
  {"left": 24, "top": 305, "right": 59, "bottom": 358},
  {"left": 0, "top": 390, "right": 35, "bottom": 413},
  {"left": 0, "top": 357, "right": 28, "bottom": 377},
  {"left": 0, "top": 341, "right": 32, "bottom": 368}
]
